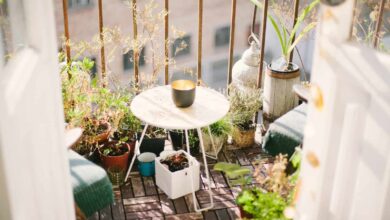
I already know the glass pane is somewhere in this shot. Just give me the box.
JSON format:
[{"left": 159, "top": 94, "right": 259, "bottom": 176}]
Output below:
[
  {"left": 351, "top": 0, "right": 390, "bottom": 53},
  {"left": 0, "top": 0, "right": 27, "bottom": 68}
]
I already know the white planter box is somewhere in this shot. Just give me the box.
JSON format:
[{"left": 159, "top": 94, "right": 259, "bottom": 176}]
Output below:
[{"left": 155, "top": 150, "right": 200, "bottom": 199}]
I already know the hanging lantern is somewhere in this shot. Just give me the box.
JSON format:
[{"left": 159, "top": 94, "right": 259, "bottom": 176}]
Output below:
[{"left": 231, "top": 41, "right": 261, "bottom": 89}]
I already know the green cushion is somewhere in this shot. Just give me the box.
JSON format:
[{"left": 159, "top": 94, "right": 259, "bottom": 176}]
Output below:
[
  {"left": 262, "top": 103, "right": 307, "bottom": 157},
  {"left": 69, "top": 150, "right": 114, "bottom": 217}
]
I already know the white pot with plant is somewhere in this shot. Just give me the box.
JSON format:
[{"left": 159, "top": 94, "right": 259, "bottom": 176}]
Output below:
[
  {"left": 155, "top": 150, "right": 200, "bottom": 199},
  {"left": 228, "top": 85, "right": 262, "bottom": 148},
  {"left": 251, "top": 0, "right": 319, "bottom": 120}
]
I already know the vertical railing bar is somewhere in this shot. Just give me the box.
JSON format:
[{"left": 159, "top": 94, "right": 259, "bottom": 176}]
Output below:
[
  {"left": 373, "top": 0, "right": 386, "bottom": 48},
  {"left": 289, "top": 0, "right": 300, "bottom": 63},
  {"left": 349, "top": 0, "right": 358, "bottom": 40},
  {"left": 227, "top": 0, "right": 237, "bottom": 86},
  {"left": 197, "top": 0, "right": 203, "bottom": 85},
  {"left": 98, "top": 0, "right": 107, "bottom": 88},
  {"left": 251, "top": 6, "right": 257, "bottom": 34},
  {"left": 132, "top": 0, "right": 139, "bottom": 88},
  {"left": 164, "top": 0, "right": 169, "bottom": 85},
  {"left": 256, "top": 0, "right": 268, "bottom": 89},
  {"left": 62, "top": 0, "right": 71, "bottom": 79}
]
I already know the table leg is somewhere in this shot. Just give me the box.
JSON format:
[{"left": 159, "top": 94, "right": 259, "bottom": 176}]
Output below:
[
  {"left": 124, "top": 124, "right": 149, "bottom": 182},
  {"left": 205, "top": 126, "right": 218, "bottom": 160},
  {"left": 187, "top": 128, "right": 213, "bottom": 212}
]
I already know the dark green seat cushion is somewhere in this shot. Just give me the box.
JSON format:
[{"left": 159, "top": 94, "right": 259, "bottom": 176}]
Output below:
[
  {"left": 262, "top": 103, "right": 307, "bottom": 157},
  {"left": 69, "top": 150, "right": 114, "bottom": 217}
]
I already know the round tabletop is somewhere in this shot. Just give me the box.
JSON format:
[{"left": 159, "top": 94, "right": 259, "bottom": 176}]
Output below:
[{"left": 131, "top": 85, "right": 230, "bottom": 130}]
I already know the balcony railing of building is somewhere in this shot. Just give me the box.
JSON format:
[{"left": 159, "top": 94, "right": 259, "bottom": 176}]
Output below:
[{"left": 60, "top": 0, "right": 388, "bottom": 89}]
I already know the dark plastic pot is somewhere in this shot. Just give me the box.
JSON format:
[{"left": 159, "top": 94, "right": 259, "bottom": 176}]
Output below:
[
  {"left": 169, "top": 130, "right": 184, "bottom": 150},
  {"left": 137, "top": 133, "right": 166, "bottom": 157}
]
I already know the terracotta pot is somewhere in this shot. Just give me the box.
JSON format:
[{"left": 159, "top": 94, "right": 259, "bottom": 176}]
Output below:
[
  {"left": 99, "top": 140, "right": 135, "bottom": 170},
  {"left": 84, "top": 122, "right": 112, "bottom": 145},
  {"left": 232, "top": 126, "right": 255, "bottom": 148}
]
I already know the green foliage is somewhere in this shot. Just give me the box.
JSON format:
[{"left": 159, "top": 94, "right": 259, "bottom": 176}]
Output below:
[
  {"left": 202, "top": 117, "right": 231, "bottom": 136},
  {"left": 60, "top": 58, "right": 93, "bottom": 127},
  {"left": 228, "top": 85, "right": 262, "bottom": 130},
  {"left": 250, "top": 0, "right": 319, "bottom": 69},
  {"left": 214, "top": 162, "right": 252, "bottom": 187},
  {"left": 237, "top": 188, "right": 288, "bottom": 220},
  {"left": 188, "top": 130, "right": 199, "bottom": 148}
]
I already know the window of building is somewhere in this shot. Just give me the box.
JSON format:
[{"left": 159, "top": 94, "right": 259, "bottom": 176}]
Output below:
[
  {"left": 214, "top": 26, "right": 230, "bottom": 47},
  {"left": 172, "top": 35, "right": 191, "bottom": 57},
  {"left": 68, "top": 0, "right": 92, "bottom": 9},
  {"left": 123, "top": 48, "right": 146, "bottom": 71}
]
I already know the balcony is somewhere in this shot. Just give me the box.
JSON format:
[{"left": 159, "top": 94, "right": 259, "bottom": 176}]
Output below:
[{"left": 1, "top": 0, "right": 390, "bottom": 220}]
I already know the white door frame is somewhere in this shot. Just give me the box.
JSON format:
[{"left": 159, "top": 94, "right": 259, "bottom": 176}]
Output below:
[
  {"left": 296, "top": 1, "right": 390, "bottom": 220},
  {"left": 0, "top": 0, "right": 75, "bottom": 219}
]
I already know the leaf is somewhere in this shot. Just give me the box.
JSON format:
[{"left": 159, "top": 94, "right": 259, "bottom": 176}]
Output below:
[
  {"left": 288, "top": 22, "right": 317, "bottom": 54},
  {"left": 287, "top": 0, "right": 320, "bottom": 48},
  {"left": 213, "top": 162, "right": 241, "bottom": 172},
  {"left": 249, "top": 0, "right": 263, "bottom": 8},
  {"left": 225, "top": 167, "right": 251, "bottom": 179},
  {"left": 268, "top": 15, "right": 287, "bottom": 56}
]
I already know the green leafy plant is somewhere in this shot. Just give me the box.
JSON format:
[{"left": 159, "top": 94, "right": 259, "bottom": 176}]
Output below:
[
  {"left": 188, "top": 130, "right": 199, "bottom": 149},
  {"left": 228, "top": 85, "right": 262, "bottom": 130},
  {"left": 214, "top": 162, "right": 252, "bottom": 186},
  {"left": 250, "top": 0, "right": 320, "bottom": 70},
  {"left": 101, "top": 139, "right": 129, "bottom": 156},
  {"left": 202, "top": 117, "right": 231, "bottom": 137},
  {"left": 237, "top": 188, "right": 288, "bottom": 220}
]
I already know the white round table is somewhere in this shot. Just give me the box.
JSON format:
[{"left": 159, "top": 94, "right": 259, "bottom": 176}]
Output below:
[{"left": 125, "top": 85, "right": 229, "bottom": 212}]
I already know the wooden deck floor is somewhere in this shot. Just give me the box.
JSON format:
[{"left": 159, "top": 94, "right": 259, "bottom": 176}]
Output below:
[{"left": 88, "top": 146, "right": 272, "bottom": 220}]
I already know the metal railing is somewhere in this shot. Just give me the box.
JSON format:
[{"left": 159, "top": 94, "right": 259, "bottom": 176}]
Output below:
[{"left": 60, "top": 0, "right": 387, "bottom": 88}]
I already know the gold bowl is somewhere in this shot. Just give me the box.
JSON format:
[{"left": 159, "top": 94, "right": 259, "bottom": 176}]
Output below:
[{"left": 171, "top": 80, "right": 196, "bottom": 108}]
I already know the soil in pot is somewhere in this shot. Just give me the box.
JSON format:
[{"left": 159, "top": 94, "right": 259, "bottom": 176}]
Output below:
[
  {"left": 99, "top": 141, "right": 133, "bottom": 170},
  {"left": 160, "top": 152, "right": 189, "bottom": 172}
]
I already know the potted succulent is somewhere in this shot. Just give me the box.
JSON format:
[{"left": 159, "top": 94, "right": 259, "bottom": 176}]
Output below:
[
  {"left": 155, "top": 150, "right": 200, "bottom": 199},
  {"left": 201, "top": 117, "right": 231, "bottom": 156},
  {"left": 251, "top": 0, "right": 319, "bottom": 120},
  {"left": 228, "top": 85, "right": 262, "bottom": 148}
]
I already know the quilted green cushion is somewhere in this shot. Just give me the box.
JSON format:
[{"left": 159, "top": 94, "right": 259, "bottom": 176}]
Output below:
[
  {"left": 262, "top": 103, "right": 307, "bottom": 157},
  {"left": 69, "top": 150, "right": 114, "bottom": 217}
]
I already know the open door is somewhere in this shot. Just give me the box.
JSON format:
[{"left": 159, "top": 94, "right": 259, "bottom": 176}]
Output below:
[
  {"left": 296, "top": 0, "right": 390, "bottom": 220},
  {"left": 0, "top": 0, "right": 74, "bottom": 219}
]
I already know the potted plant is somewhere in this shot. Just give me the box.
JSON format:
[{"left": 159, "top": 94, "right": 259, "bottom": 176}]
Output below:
[
  {"left": 201, "top": 117, "right": 231, "bottom": 156},
  {"left": 168, "top": 129, "right": 185, "bottom": 151},
  {"left": 155, "top": 150, "right": 200, "bottom": 199},
  {"left": 99, "top": 137, "right": 132, "bottom": 170},
  {"left": 188, "top": 130, "right": 200, "bottom": 156},
  {"left": 228, "top": 85, "right": 262, "bottom": 148},
  {"left": 214, "top": 155, "right": 292, "bottom": 219},
  {"left": 251, "top": 0, "right": 319, "bottom": 120},
  {"left": 139, "top": 126, "right": 167, "bottom": 157}
]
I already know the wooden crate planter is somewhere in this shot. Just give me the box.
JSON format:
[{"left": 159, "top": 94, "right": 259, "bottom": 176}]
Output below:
[{"left": 155, "top": 150, "right": 200, "bottom": 199}]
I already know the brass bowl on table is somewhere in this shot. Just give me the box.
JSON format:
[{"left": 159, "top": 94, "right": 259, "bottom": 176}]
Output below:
[{"left": 171, "top": 80, "right": 196, "bottom": 108}]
